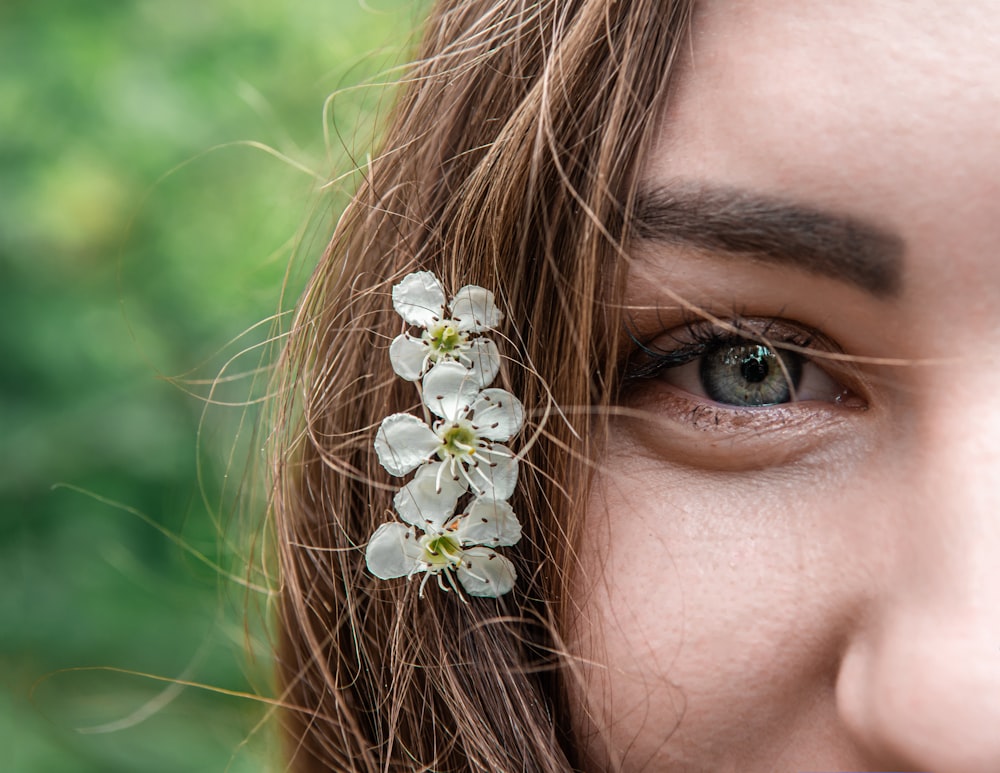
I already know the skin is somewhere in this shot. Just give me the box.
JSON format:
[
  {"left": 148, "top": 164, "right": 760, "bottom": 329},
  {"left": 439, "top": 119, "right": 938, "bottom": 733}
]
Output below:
[{"left": 571, "top": 2, "right": 1000, "bottom": 771}]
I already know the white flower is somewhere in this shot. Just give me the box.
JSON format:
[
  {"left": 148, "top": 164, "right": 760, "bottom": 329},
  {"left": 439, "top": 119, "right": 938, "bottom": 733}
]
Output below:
[
  {"left": 368, "top": 271, "right": 524, "bottom": 599},
  {"left": 391, "top": 463, "right": 521, "bottom": 543},
  {"left": 365, "top": 495, "right": 521, "bottom": 598},
  {"left": 374, "top": 361, "right": 523, "bottom": 497},
  {"left": 389, "top": 270, "right": 502, "bottom": 387}
]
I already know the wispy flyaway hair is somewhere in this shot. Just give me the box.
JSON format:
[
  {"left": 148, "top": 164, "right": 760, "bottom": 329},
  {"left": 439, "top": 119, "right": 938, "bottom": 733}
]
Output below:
[{"left": 270, "top": 1, "right": 695, "bottom": 770}]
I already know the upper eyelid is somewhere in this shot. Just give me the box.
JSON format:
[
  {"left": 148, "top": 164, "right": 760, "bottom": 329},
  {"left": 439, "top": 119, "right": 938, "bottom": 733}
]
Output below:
[
  {"left": 658, "top": 316, "right": 818, "bottom": 351},
  {"left": 621, "top": 316, "right": 839, "bottom": 382}
]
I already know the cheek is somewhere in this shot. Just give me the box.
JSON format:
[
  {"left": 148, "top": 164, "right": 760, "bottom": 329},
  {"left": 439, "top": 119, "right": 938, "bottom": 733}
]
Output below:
[{"left": 567, "top": 442, "right": 865, "bottom": 768}]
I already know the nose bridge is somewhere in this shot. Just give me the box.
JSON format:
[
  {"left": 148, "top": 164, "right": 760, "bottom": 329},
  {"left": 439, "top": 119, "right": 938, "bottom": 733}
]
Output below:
[
  {"left": 911, "top": 360, "right": 1000, "bottom": 600},
  {"left": 835, "top": 363, "right": 1000, "bottom": 771},
  {"left": 917, "top": 428, "right": 997, "bottom": 605}
]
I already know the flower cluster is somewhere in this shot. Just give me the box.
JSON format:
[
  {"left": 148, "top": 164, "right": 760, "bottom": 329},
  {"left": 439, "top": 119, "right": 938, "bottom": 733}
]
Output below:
[{"left": 366, "top": 271, "right": 524, "bottom": 598}]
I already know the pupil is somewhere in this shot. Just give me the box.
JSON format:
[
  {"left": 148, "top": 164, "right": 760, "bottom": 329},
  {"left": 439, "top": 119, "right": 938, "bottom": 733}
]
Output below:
[{"left": 740, "top": 354, "right": 769, "bottom": 383}]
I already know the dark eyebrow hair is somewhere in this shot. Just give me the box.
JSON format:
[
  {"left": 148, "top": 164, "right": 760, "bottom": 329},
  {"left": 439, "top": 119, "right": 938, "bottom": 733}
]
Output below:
[{"left": 631, "top": 183, "right": 904, "bottom": 297}]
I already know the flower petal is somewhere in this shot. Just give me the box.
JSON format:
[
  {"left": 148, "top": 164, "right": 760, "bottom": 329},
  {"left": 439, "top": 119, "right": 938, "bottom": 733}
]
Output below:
[
  {"left": 470, "top": 444, "right": 518, "bottom": 499},
  {"left": 394, "top": 462, "right": 465, "bottom": 530},
  {"left": 422, "top": 360, "right": 480, "bottom": 421},
  {"left": 392, "top": 271, "right": 446, "bottom": 328},
  {"left": 470, "top": 388, "right": 524, "bottom": 441},
  {"left": 449, "top": 285, "right": 501, "bottom": 332},
  {"left": 457, "top": 547, "right": 516, "bottom": 597},
  {"left": 389, "top": 334, "right": 428, "bottom": 381},
  {"left": 365, "top": 522, "right": 423, "bottom": 579},
  {"left": 456, "top": 498, "right": 521, "bottom": 548},
  {"left": 462, "top": 337, "right": 501, "bottom": 388},
  {"left": 374, "top": 413, "right": 440, "bottom": 476}
]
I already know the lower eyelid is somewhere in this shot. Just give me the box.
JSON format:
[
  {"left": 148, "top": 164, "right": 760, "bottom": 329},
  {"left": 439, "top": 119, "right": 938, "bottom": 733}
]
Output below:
[{"left": 618, "top": 384, "right": 863, "bottom": 472}]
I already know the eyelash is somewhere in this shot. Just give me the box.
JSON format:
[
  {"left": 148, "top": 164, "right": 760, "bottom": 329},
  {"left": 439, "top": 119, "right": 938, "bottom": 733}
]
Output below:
[
  {"left": 624, "top": 316, "right": 802, "bottom": 375},
  {"left": 622, "top": 316, "right": 852, "bottom": 409}
]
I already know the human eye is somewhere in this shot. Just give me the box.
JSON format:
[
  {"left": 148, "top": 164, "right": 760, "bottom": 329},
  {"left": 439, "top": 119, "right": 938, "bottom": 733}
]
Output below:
[{"left": 622, "top": 316, "right": 859, "bottom": 411}]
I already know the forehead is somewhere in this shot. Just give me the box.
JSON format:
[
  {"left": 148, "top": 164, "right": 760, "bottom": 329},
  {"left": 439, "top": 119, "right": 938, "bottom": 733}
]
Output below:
[{"left": 653, "top": 1, "right": 1000, "bottom": 198}]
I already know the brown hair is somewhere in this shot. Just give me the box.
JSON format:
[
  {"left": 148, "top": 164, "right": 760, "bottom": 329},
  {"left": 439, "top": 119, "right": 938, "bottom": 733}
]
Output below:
[{"left": 270, "top": 1, "right": 695, "bottom": 770}]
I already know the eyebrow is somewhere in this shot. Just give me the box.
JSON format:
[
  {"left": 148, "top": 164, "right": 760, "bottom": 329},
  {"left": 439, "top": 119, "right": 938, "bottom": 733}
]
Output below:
[{"left": 631, "top": 183, "right": 904, "bottom": 297}]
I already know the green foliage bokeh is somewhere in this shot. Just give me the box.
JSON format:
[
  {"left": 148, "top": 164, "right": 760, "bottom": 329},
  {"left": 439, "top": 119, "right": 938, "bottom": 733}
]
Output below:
[{"left": 2, "top": 1, "right": 422, "bottom": 770}]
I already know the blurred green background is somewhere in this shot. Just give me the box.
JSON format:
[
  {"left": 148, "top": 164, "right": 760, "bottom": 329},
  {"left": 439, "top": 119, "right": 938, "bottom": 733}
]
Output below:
[{"left": 2, "top": 1, "right": 422, "bottom": 770}]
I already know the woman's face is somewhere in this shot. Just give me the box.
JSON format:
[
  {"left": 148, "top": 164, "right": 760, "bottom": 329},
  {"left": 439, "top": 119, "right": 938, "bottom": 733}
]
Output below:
[{"left": 572, "top": 2, "right": 1000, "bottom": 771}]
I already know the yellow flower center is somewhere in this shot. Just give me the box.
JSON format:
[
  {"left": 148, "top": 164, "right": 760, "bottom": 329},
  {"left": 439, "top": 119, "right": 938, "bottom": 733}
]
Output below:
[
  {"left": 421, "top": 533, "right": 462, "bottom": 568},
  {"left": 428, "top": 322, "right": 465, "bottom": 355},
  {"left": 439, "top": 423, "right": 477, "bottom": 458}
]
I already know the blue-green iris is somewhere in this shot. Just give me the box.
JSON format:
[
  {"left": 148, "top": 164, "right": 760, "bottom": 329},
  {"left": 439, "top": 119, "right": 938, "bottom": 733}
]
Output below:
[{"left": 700, "top": 344, "right": 803, "bottom": 406}]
